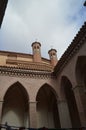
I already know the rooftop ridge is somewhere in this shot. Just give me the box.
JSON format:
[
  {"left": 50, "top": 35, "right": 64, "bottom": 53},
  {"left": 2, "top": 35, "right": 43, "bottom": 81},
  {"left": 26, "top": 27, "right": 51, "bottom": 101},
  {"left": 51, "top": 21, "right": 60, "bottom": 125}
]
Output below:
[{"left": 54, "top": 22, "right": 86, "bottom": 75}]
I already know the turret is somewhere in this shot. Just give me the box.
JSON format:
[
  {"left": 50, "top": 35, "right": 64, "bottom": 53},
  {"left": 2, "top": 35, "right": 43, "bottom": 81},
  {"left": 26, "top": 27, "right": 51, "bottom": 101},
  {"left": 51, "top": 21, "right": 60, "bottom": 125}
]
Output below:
[
  {"left": 48, "top": 49, "right": 58, "bottom": 67},
  {"left": 32, "top": 41, "right": 41, "bottom": 62}
]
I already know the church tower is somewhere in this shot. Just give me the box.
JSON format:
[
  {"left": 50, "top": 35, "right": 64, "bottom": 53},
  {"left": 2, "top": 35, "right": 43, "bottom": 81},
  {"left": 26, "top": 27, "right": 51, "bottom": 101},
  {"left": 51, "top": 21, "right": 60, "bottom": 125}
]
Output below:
[
  {"left": 32, "top": 41, "right": 41, "bottom": 62},
  {"left": 48, "top": 49, "right": 58, "bottom": 67}
]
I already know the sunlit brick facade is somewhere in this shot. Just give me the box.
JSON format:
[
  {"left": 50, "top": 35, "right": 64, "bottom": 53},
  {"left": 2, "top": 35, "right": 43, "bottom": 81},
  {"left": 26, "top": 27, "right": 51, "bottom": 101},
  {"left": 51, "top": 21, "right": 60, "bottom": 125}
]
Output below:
[
  {"left": 0, "top": 23, "right": 86, "bottom": 128},
  {"left": 0, "top": 0, "right": 86, "bottom": 129}
]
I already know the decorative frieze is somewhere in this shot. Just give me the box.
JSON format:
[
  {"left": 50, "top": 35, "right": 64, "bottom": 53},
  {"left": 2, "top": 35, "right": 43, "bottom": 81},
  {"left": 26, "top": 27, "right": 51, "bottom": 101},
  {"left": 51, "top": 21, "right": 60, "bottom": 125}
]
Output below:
[
  {"left": 6, "top": 59, "right": 53, "bottom": 72},
  {"left": 0, "top": 66, "right": 55, "bottom": 79},
  {"left": 73, "top": 85, "right": 86, "bottom": 94}
]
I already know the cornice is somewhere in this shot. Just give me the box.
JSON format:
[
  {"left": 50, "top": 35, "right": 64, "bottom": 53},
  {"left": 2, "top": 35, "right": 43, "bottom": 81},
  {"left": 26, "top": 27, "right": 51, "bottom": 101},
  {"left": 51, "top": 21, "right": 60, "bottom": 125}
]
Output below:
[
  {"left": 0, "top": 66, "right": 55, "bottom": 79},
  {"left": 0, "top": 50, "right": 32, "bottom": 57},
  {"left": 6, "top": 59, "right": 53, "bottom": 71},
  {"left": 54, "top": 22, "right": 86, "bottom": 75}
]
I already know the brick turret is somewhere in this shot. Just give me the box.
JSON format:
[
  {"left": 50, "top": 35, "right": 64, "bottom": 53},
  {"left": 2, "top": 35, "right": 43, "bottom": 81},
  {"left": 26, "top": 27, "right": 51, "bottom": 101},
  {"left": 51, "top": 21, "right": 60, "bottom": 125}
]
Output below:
[
  {"left": 32, "top": 41, "right": 41, "bottom": 62},
  {"left": 48, "top": 49, "right": 58, "bottom": 67}
]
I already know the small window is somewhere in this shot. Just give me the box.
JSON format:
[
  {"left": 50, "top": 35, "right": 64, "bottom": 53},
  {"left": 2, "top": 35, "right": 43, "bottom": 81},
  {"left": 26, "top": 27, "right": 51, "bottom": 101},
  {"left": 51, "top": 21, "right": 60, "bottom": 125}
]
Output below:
[
  {"left": 34, "top": 46, "right": 36, "bottom": 49},
  {"left": 37, "top": 46, "right": 39, "bottom": 49},
  {"left": 53, "top": 53, "right": 55, "bottom": 55}
]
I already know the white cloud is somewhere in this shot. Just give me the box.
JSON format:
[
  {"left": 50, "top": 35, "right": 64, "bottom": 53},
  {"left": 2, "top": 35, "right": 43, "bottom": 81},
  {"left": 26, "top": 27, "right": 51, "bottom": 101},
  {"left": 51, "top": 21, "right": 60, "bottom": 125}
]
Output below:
[{"left": 0, "top": 0, "right": 86, "bottom": 59}]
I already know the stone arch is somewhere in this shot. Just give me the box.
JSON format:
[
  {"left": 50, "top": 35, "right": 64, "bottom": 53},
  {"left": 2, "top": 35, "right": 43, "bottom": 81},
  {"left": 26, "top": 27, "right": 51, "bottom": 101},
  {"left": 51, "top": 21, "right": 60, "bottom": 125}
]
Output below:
[
  {"left": 61, "top": 76, "right": 81, "bottom": 127},
  {"left": 36, "top": 83, "right": 58, "bottom": 100},
  {"left": 75, "top": 56, "right": 86, "bottom": 118},
  {"left": 76, "top": 56, "right": 86, "bottom": 86},
  {"left": 1, "top": 81, "right": 29, "bottom": 127},
  {"left": 36, "top": 83, "right": 60, "bottom": 128}
]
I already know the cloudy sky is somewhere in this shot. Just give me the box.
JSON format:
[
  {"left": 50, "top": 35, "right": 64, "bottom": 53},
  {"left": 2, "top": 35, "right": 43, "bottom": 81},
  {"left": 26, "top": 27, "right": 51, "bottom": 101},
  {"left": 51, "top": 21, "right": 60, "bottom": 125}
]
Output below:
[{"left": 0, "top": 0, "right": 86, "bottom": 59}]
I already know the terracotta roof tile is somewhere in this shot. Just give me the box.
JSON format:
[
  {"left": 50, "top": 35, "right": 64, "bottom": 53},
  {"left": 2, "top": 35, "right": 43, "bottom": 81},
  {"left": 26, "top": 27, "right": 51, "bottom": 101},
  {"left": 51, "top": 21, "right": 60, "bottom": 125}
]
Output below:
[{"left": 54, "top": 22, "right": 86, "bottom": 75}]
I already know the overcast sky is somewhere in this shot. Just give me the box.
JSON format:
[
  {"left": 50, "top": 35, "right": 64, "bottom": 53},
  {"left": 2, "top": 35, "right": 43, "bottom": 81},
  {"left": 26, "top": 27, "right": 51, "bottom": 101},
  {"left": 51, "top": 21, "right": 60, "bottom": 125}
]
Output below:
[{"left": 0, "top": 0, "right": 86, "bottom": 59}]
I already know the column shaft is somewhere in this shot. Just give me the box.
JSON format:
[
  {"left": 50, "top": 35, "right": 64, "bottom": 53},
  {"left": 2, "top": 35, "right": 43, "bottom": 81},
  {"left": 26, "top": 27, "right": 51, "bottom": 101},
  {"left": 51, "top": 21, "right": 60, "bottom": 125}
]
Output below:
[
  {"left": 29, "top": 101, "right": 37, "bottom": 128},
  {"left": 0, "top": 101, "right": 3, "bottom": 123},
  {"left": 73, "top": 85, "right": 86, "bottom": 127},
  {"left": 58, "top": 100, "right": 72, "bottom": 128}
]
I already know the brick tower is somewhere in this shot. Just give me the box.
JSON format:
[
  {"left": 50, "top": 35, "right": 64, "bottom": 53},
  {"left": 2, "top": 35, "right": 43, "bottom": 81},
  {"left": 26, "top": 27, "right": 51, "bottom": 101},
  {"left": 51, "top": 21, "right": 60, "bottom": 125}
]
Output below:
[
  {"left": 48, "top": 49, "right": 58, "bottom": 67},
  {"left": 32, "top": 41, "right": 41, "bottom": 62}
]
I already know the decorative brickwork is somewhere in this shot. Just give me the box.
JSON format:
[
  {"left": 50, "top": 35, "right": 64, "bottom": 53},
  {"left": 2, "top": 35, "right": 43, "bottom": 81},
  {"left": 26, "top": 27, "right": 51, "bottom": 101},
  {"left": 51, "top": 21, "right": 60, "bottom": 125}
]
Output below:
[
  {"left": 0, "top": 1, "right": 86, "bottom": 127},
  {"left": 6, "top": 59, "right": 53, "bottom": 72},
  {"left": 0, "top": 66, "right": 55, "bottom": 79}
]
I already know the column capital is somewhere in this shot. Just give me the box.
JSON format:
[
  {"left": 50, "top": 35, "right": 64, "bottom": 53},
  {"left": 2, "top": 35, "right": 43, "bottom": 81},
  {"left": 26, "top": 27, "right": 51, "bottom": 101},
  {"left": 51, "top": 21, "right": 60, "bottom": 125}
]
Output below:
[
  {"left": 58, "top": 99, "right": 67, "bottom": 104},
  {"left": 29, "top": 101, "right": 37, "bottom": 104},
  {"left": 72, "top": 85, "right": 84, "bottom": 91},
  {"left": 0, "top": 100, "right": 4, "bottom": 103}
]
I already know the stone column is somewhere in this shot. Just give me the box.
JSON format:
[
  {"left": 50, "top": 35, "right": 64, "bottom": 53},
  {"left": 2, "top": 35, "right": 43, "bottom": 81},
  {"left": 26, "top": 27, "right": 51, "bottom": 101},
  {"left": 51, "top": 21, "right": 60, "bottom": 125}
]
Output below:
[
  {"left": 0, "top": 101, "right": 3, "bottom": 123},
  {"left": 58, "top": 99, "right": 72, "bottom": 128},
  {"left": 73, "top": 85, "right": 86, "bottom": 127},
  {"left": 29, "top": 101, "right": 37, "bottom": 128}
]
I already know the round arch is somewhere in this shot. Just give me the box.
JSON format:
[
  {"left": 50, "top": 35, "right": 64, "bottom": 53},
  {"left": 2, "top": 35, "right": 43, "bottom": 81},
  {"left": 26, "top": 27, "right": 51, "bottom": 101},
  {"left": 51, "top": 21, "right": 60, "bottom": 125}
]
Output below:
[
  {"left": 61, "top": 76, "right": 81, "bottom": 127},
  {"left": 36, "top": 83, "right": 60, "bottom": 128},
  {"left": 1, "top": 81, "right": 29, "bottom": 127}
]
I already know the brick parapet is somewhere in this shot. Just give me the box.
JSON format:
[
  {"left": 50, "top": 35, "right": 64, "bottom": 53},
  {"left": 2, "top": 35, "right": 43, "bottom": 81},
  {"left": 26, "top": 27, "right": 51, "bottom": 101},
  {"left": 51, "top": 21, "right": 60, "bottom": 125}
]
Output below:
[{"left": 6, "top": 59, "right": 53, "bottom": 71}]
